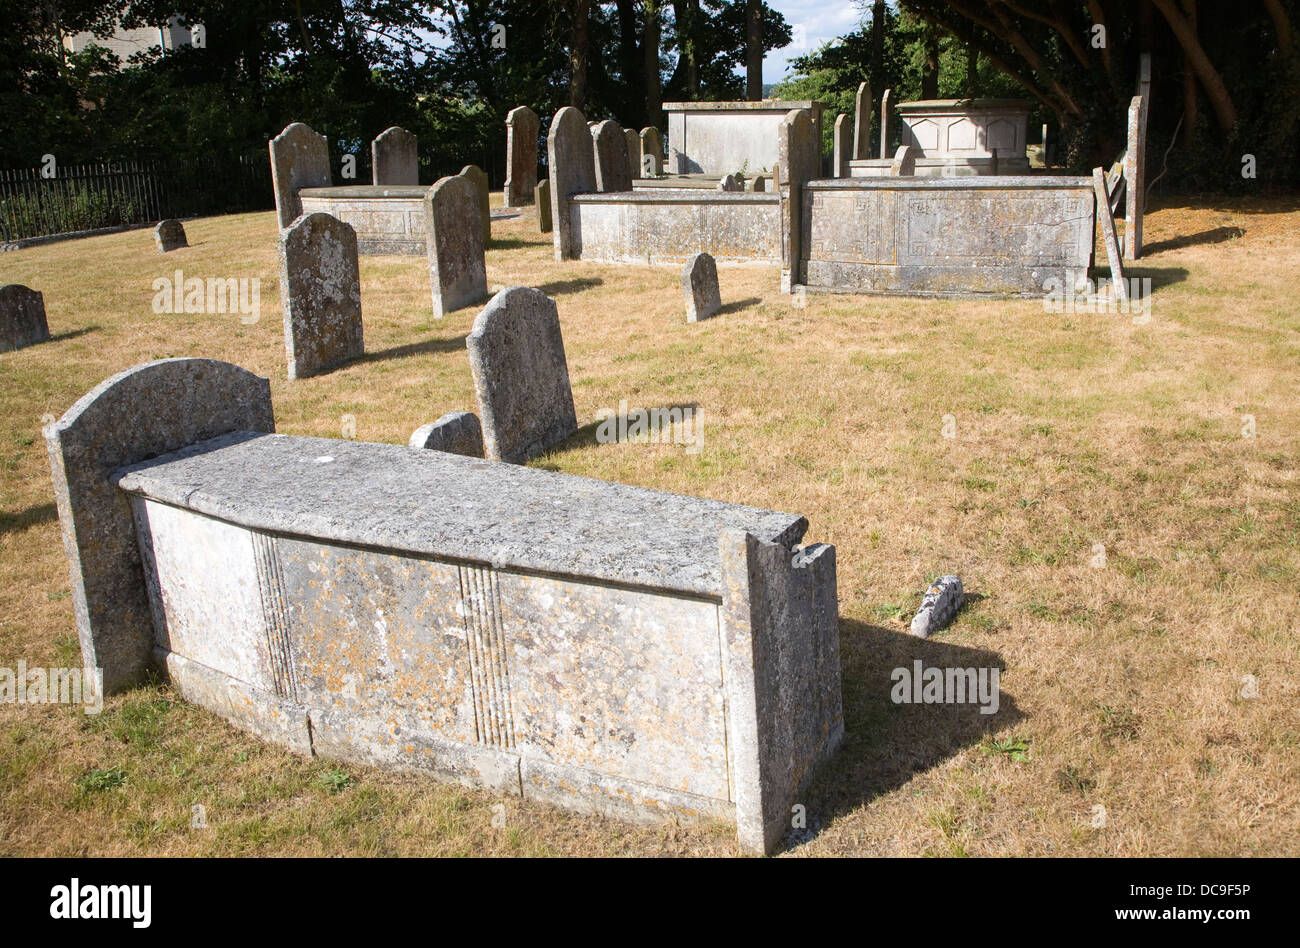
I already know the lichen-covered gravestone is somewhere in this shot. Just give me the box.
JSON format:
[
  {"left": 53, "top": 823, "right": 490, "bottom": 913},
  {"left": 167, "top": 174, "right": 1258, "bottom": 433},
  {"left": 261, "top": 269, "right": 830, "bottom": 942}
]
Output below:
[
  {"left": 535, "top": 180, "right": 552, "bottom": 233},
  {"left": 623, "top": 127, "right": 642, "bottom": 183},
  {"left": 408, "top": 410, "right": 484, "bottom": 458},
  {"left": 278, "top": 212, "right": 363, "bottom": 380},
  {"left": 682, "top": 253, "right": 722, "bottom": 323},
  {"left": 889, "top": 144, "right": 916, "bottom": 176},
  {"left": 269, "top": 122, "right": 331, "bottom": 229},
  {"left": 833, "top": 113, "right": 851, "bottom": 178},
  {"left": 504, "top": 106, "right": 540, "bottom": 207},
  {"left": 371, "top": 126, "right": 419, "bottom": 186},
  {"left": 879, "top": 88, "right": 893, "bottom": 160},
  {"left": 853, "top": 81, "right": 872, "bottom": 160},
  {"left": 0, "top": 284, "right": 50, "bottom": 353},
  {"left": 640, "top": 126, "right": 663, "bottom": 176},
  {"left": 154, "top": 219, "right": 187, "bottom": 252},
  {"left": 910, "top": 575, "right": 965, "bottom": 638},
  {"left": 547, "top": 107, "right": 597, "bottom": 261},
  {"left": 592, "top": 120, "right": 631, "bottom": 192},
  {"left": 746, "top": 175, "right": 768, "bottom": 193},
  {"left": 459, "top": 164, "right": 491, "bottom": 245},
  {"left": 426, "top": 175, "right": 488, "bottom": 319},
  {"left": 466, "top": 287, "right": 577, "bottom": 463}
]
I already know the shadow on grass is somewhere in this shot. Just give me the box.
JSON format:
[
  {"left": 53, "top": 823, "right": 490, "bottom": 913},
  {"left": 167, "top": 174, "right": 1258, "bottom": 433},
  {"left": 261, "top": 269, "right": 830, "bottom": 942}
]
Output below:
[
  {"left": 487, "top": 238, "right": 533, "bottom": 251},
  {"left": 358, "top": 334, "right": 467, "bottom": 364},
  {"left": 537, "top": 277, "right": 603, "bottom": 296},
  {"left": 532, "top": 403, "right": 702, "bottom": 463},
  {"left": 780, "top": 617, "right": 1025, "bottom": 853},
  {"left": 49, "top": 327, "right": 98, "bottom": 344},
  {"left": 1142, "top": 226, "right": 1244, "bottom": 256},
  {"left": 0, "top": 502, "right": 57, "bottom": 537},
  {"left": 714, "top": 297, "right": 761, "bottom": 316}
]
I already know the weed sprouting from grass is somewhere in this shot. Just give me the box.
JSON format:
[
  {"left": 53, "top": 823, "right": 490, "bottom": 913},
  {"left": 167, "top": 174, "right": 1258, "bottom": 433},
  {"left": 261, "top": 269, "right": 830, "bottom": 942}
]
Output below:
[{"left": 980, "top": 736, "right": 1031, "bottom": 761}]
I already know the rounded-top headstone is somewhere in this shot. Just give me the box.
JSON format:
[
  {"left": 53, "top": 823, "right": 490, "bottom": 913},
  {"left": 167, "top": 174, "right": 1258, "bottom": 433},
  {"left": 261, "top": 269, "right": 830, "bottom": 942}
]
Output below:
[
  {"left": 682, "top": 253, "right": 721, "bottom": 323},
  {"left": 459, "top": 164, "right": 491, "bottom": 244},
  {"left": 277, "top": 212, "right": 363, "bottom": 380},
  {"left": 409, "top": 410, "right": 484, "bottom": 458},
  {"left": 154, "top": 219, "right": 187, "bottom": 253},
  {"left": 591, "top": 120, "right": 632, "bottom": 192},
  {"left": 0, "top": 284, "right": 50, "bottom": 353},
  {"left": 427, "top": 174, "right": 488, "bottom": 319},
  {"left": 372, "top": 126, "right": 419, "bottom": 186}
]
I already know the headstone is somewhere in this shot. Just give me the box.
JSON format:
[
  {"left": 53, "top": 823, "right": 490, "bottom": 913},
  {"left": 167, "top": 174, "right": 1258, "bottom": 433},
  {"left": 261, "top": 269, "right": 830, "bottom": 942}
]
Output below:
[
  {"left": 44, "top": 357, "right": 274, "bottom": 693},
  {"left": 624, "top": 127, "right": 642, "bottom": 182},
  {"left": 154, "top": 219, "right": 187, "bottom": 252},
  {"left": 1041, "top": 123, "right": 1049, "bottom": 167},
  {"left": 535, "top": 179, "right": 552, "bottom": 233},
  {"left": 717, "top": 173, "right": 743, "bottom": 191},
  {"left": 371, "top": 126, "right": 419, "bottom": 186},
  {"left": 778, "top": 108, "right": 818, "bottom": 294},
  {"left": 879, "top": 88, "right": 893, "bottom": 160},
  {"left": 426, "top": 175, "right": 488, "bottom": 319},
  {"left": 1124, "top": 94, "right": 1146, "bottom": 261},
  {"left": 592, "top": 120, "right": 632, "bottom": 192},
  {"left": 409, "top": 410, "right": 484, "bottom": 458},
  {"left": 889, "top": 144, "right": 916, "bottom": 176},
  {"left": 278, "top": 212, "right": 364, "bottom": 380},
  {"left": 909, "top": 575, "right": 964, "bottom": 638},
  {"left": 853, "top": 82, "right": 872, "bottom": 160},
  {"left": 1092, "top": 167, "right": 1128, "bottom": 303},
  {"left": 269, "top": 122, "right": 331, "bottom": 229},
  {"left": 459, "top": 164, "right": 491, "bottom": 245},
  {"left": 504, "top": 106, "right": 540, "bottom": 207},
  {"left": 0, "top": 284, "right": 50, "bottom": 353},
  {"left": 833, "top": 113, "right": 851, "bottom": 178},
  {"left": 466, "top": 286, "right": 577, "bottom": 464},
  {"left": 746, "top": 175, "right": 768, "bottom": 192},
  {"left": 547, "top": 107, "right": 597, "bottom": 260},
  {"left": 682, "top": 253, "right": 721, "bottom": 323},
  {"left": 640, "top": 126, "right": 663, "bottom": 176}
]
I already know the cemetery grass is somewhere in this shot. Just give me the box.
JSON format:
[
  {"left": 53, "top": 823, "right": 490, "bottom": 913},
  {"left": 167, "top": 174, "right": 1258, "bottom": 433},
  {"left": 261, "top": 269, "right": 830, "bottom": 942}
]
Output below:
[{"left": 1, "top": 195, "right": 1298, "bottom": 857}]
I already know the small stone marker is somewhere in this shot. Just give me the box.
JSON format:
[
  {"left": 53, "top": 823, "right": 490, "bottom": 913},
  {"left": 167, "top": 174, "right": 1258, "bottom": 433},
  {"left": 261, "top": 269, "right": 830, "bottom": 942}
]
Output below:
[
  {"left": 154, "top": 219, "right": 187, "bottom": 252},
  {"left": 269, "top": 122, "right": 331, "bottom": 229},
  {"left": 0, "top": 284, "right": 50, "bottom": 353},
  {"left": 889, "top": 144, "right": 916, "bottom": 176},
  {"left": 746, "top": 175, "right": 768, "bottom": 192},
  {"left": 910, "top": 575, "right": 965, "bottom": 638},
  {"left": 1092, "top": 167, "right": 1128, "bottom": 304},
  {"left": 853, "top": 81, "right": 872, "bottom": 160},
  {"left": 278, "top": 212, "right": 364, "bottom": 380},
  {"left": 371, "top": 126, "right": 419, "bottom": 186},
  {"left": 718, "top": 173, "right": 743, "bottom": 192},
  {"left": 833, "top": 113, "right": 851, "bottom": 178},
  {"left": 624, "top": 127, "right": 642, "bottom": 182},
  {"left": 504, "top": 105, "right": 540, "bottom": 207},
  {"left": 640, "top": 126, "right": 663, "bottom": 176},
  {"left": 592, "top": 120, "right": 631, "bottom": 192},
  {"left": 466, "top": 286, "right": 577, "bottom": 464},
  {"left": 535, "top": 179, "right": 552, "bottom": 232},
  {"left": 682, "top": 252, "right": 721, "bottom": 323},
  {"left": 426, "top": 174, "right": 488, "bottom": 319},
  {"left": 409, "top": 410, "right": 484, "bottom": 457},
  {"left": 879, "top": 88, "right": 893, "bottom": 159},
  {"left": 459, "top": 164, "right": 491, "bottom": 245}
]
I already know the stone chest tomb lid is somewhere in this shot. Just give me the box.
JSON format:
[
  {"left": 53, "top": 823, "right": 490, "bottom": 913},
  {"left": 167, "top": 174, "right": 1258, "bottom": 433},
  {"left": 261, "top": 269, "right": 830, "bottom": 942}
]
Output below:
[{"left": 112, "top": 431, "right": 808, "bottom": 599}]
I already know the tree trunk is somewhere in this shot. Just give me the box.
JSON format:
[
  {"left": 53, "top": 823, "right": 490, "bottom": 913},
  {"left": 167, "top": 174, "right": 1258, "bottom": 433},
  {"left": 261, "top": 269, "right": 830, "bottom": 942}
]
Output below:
[
  {"left": 1262, "top": 0, "right": 1293, "bottom": 53},
  {"left": 746, "top": 0, "right": 763, "bottom": 100},
  {"left": 965, "top": 41, "right": 978, "bottom": 97},
  {"left": 1150, "top": 0, "right": 1238, "bottom": 130},
  {"left": 686, "top": 0, "right": 700, "bottom": 97},
  {"left": 569, "top": 0, "right": 590, "bottom": 110},
  {"left": 1182, "top": 0, "right": 1198, "bottom": 145},
  {"left": 921, "top": 26, "right": 940, "bottom": 99},
  {"left": 615, "top": 0, "right": 643, "bottom": 125},
  {"left": 645, "top": 0, "right": 662, "bottom": 123},
  {"left": 871, "top": 0, "right": 886, "bottom": 87}
]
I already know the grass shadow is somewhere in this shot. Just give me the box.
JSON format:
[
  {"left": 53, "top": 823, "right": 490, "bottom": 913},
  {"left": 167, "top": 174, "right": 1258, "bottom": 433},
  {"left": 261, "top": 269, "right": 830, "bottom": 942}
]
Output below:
[
  {"left": 537, "top": 277, "right": 604, "bottom": 296},
  {"left": 781, "top": 617, "right": 1025, "bottom": 853},
  {"left": 358, "top": 334, "right": 467, "bottom": 364},
  {"left": 1142, "top": 226, "right": 1244, "bottom": 256},
  {"left": 537, "top": 402, "right": 702, "bottom": 460},
  {"left": 1121, "top": 265, "right": 1189, "bottom": 292},
  {"left": 714, "top": 296, "right": 762, "bottom": 317},
  {"left": 487, "top": 238, "right": 533, "bottom": 251},
  {"left": 0, "top": 502, "right": 57, "bottom": 537},
  {"left": 49, "top": 327, "right": 98, "bottom": 343}
]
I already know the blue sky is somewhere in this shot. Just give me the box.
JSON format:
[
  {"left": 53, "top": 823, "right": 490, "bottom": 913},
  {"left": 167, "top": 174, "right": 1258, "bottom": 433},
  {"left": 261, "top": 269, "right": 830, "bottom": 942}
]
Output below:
[{"left": 761, "top": 1, "right": 868, "bottom": 84}]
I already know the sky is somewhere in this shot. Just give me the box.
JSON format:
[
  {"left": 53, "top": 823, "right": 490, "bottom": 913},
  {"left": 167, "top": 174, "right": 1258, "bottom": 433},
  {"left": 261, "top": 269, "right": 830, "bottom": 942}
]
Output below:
[{"left": 761, "top": 1, "right": 871, "bottom": 85}]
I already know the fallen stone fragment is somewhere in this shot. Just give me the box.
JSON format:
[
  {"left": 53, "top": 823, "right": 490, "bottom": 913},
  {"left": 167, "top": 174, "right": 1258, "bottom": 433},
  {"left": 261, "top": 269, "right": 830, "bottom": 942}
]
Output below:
[{"left": 910, "top": 574, "right": 964, "bottom": 637}]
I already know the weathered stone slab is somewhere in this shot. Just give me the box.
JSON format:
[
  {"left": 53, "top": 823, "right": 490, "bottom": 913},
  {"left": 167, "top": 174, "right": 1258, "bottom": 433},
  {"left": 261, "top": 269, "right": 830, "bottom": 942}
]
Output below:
[
  {"left": 466, "top": 287, "right": 577, "bottom": 464},
  {"left": 683, "top": 252, "right": 721, "bottom": 322},
  {"left": 409, "top": 410, "right": 484, "bottom": 458},
  {"left": 664, "top": 100, "right": 826, "bottom": 175},
  {"left": 535, "top": 180, "right": 552, "bottom": 233},
  {"left": 547, "top": 106, "right": 597, "bottom": 260},
  {"left": 640, "top": 126, "right": 663, "bottom": 176},
  {"left": 833, "top": 113, "right": 851, "bottom": 177},
  {"left": 504, "top": 106, "right": 540, "bottom": 207},
  {"left": 778, "top": 107, "right": 818, "bottom": 292},
  {"left": 800, "top": 177, "right": 1095, "bottom": 297},
  {"left": 425, "top": 175, "right": 488, "bottom": 319},
  {"left": 278, "top": 212, "right": 364, "bottom": 379},
  {"left": 459, "top": 164, "right": 491, "bottom": 245},
  {"left": 853, "top": 81, "right": 872, "bottom": 159},
  {"left": 1124, "top": 94, "right": 1145, "bottom": 261},
  {"left": 1092, "top": 166, "right": 1128, "bottom": 303},
  {"left": 270, "top": 122, "right": 331, "bottom": 229},
  {"left": 624, "top": 127, "right": 642, "bottom": 183},
  {"left": 154, "top": 219, "right": 187, "bottom": 252},
  {"left": 910, "top": 575, "right": 965, "bottom": 638},
  {"left": 592, "top": 120, "right": 632, "bottom": 192},
  {"left": 299, "top": 185, "right": 427, "bottom": 255},
  {"left": 0, "top": 284, "right": 50, "bottom": 353},
  {"left": 878, "top": 89, "right": 893, "bottom": 161},
  {"left": 371, "top": 126, "right": 418, "bottom": 186},
  {"left": 890, "top": 144, "right": 917, "bottom": 176},
  {"left": 44, "top": 359, "right": 274, "bottom": 694}
]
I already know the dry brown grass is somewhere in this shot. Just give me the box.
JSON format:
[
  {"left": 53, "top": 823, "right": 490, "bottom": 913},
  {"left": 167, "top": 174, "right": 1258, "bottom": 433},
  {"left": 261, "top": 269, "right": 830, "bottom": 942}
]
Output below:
[{"left": 1, "top": 193, "right": 1298, "bottom": 856}]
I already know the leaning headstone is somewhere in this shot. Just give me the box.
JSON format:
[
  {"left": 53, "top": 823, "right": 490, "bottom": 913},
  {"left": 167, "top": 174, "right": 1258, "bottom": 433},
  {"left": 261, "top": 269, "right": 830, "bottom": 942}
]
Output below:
[
  {"left": 889, "top": 144, "right": 916, "bottom": 176},
  {"left": 1092, "top": 167, "right": 1128, "bottom": 304},
  {"left": 0, "top": 284, "right": 50, "bottom": 353},
  {"left": 466, "top": 286, "right": 577, "bottom": 464},
  {"left": 910, "top": 575, "right": 965, "bottom": 638},
  {"left": 624, "top": 127, "right": 642, "bottom": 182},
  {"left": 459, "top": 164, "right": 491, "bottom": 245},
  {"left": 1124, "top": 94, "right": 1146, "bottom": 261},
  {"left": 409, "top": 410, "right": 484, "bottom": 458},
  {"left": 640, "top": 126, "right": 663, "bottom": 176},
  {"left": 504, "top": 105, "right": 540, "bottom": 207},
  {"left": 878, "top": 88, "right": 893, "bottom": 160},
  {"left": 717, "top": 173, "right": 743, "bottom": 192},
  {"left": 853, "top": 81, "right": 872, "bottom": 160},
  {"left": 154, "top": 219, "right": 187, "bottom": 252},
  {"left": 746, "top": 175, "right": 768, "bottom": 192},
  {"left": 682, "top": 253, "right": 721, "bottom": 323},
  {"left": 535, "top": 179, "right": 552, "bottom": 233},
  {"left": 269, "top": 122, "right": 331, "bottom": 229},
  {"left": 592, "top": 120, "right": 632, "bottom": 192},
  {"left": 278, "top": 212, "right": 363, "bottom": 380},
  {"left": 833, "top": 113, "right": 851, "bottom": 178},
  {"left": 371, "top": 126, "right": 418, "bottom": 186},
  {"left": 548, "top": 106, "right": 597, "bottom": 260},
  {"left": 426, "top": 175, "right": 488, "bottom": 319},
  {"left": 44, "top": 357, "right": 275, "bottom": 693}
]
